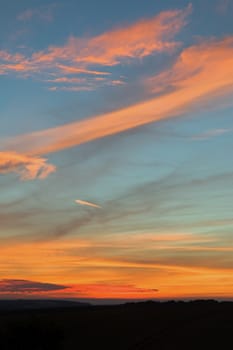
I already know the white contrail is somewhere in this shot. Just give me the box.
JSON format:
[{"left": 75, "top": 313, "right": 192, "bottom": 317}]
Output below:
[{"left": 75, "top": 199, "right": 102, "bottom": 209}]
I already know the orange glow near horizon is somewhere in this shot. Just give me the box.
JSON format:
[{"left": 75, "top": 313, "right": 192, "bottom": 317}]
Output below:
[{"left": 0, "top": 233, "right": 232, "bottom": 299}]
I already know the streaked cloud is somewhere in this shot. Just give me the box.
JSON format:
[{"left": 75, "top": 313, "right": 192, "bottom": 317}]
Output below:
[
  {"left": 0, "top": 151, "right": 56, "bottom": 180},
  {"left": 0, "top": 279, "right": 68, "bottom": 294},
  {"left": 147, "top": 36, "right": 233, "bottom": 97},
  {"left": 75, "top": 199, "right": 102, "bottom": 209},
  {"left": 68, "top": 283, "right": 159, "bottom": 298},
  {"left": 0, "top": 235, "right": 232, "bottom": 298},
  {"left": 192, "top": 128, "right": 231, "bottom": 140},
  {"left": 49, "top": 4, "right": 190, "bottom": 66},
  {"left": 1, "top": 1, "right": 232, "bottom": 301},
  {"left": 47, "top": 76, "right": 124, "bottom": 91},
  {"left": 0, "top": 278, "right": 157, "bottom": 298},
  {"left": 0, "top": 5, "right": 191, "bottom": 90},
  {"left": 2, "top": 36, "right": 233, "bottom": 180}
]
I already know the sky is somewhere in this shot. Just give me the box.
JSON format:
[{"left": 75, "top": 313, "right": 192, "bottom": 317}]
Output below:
[{"left": 0, "top": 0, "right": 233, "bottom": 301}]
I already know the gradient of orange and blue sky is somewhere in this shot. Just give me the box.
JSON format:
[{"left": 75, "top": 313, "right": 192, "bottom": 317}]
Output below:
[{"left": 0, "top": 0, "right": 232, "bottom": 301}]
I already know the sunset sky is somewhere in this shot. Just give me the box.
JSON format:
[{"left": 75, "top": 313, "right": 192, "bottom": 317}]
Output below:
[{"left": 0, "top": 0, "right": 232, "bottom": 301}]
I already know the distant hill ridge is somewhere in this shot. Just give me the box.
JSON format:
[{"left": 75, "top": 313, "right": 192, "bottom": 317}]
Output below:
[{"left": 0, "top": 299, "right": 91, "bottom": 310}]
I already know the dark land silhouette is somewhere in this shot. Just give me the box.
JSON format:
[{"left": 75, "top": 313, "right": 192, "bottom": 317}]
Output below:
[{"left": 0, "top": 299, "right": 232, "bottom": 349}]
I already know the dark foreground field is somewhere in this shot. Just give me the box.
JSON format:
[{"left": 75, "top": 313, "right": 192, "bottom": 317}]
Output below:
[{"left": 0, "top": 300, "right": 232, "bottom": 349}]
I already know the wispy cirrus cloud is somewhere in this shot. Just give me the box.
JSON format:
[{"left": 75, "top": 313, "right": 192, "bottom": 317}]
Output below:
[
  {"left": 47, "top": 77, "right": 125, "bottom": 91},
  {"left": 0, "top": 236, "right": 232, "bottom": 298},
  {"left": 0, "top": 151, "right": 55, "bottom": 180},
  {"left": 47, "top": 4, "right": 191, "bottom": 67},
  {"left": 147, "top": 36, "right": 233, "bottom": 96},
  {"left": 2, "top": 35, "right": 233, "bottom": 180},
  {"left": 0, "top": 5, "right": 191, "bottom": 90},
  {"left": 191, "top": 128, "right": 232, "bottom": 140},
  {"left": 3, "top": 36, "right": 233, "bottom": 155}
]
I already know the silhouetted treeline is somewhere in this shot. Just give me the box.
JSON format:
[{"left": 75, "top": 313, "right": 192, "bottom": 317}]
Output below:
[{"left": 0, "top": 300, "right": 232, "bottom": 349}]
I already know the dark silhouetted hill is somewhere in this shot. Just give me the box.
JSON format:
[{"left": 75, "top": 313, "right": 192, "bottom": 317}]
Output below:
[
  {"left": 0, "top": 300, "right": 232, "bottom": 349},
  {"left": 0, "top": 299, "right": 90, "bottom": 310}
]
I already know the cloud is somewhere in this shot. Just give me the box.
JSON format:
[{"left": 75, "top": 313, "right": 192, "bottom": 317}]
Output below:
[
  {"left": 146, "top": 36, "right": 233, "bottom": 102},
  {"left": 0, "top": 5, "right": 191, "bottom": 90},
  {"left": 0, "top": 151, "right": 56, "bottom": 180},
  {"left": 48, "top": 85, "right": 94, "bottom": 92},
  {"left": 47, "top": 76, "right": 125, "bottom": 91},
  {"left": 68, "top": 283, "right": 158, "bottom": 298},
  {"left": 75, "top": 199, "right": 102, "bottom": 209},
  {"left": 192, "top": 128, "right": 231, "bottom": 140},
  {"left": 0, "top": 278, "right": 157, "bottom": 298},
  {"left": 0, "top": 235, "right": 232, "bottom": 299},
  {"left": 17, "top": 4, "right": 57, "bottom": 22},
  {"left": 47, "top": 4, "right": 190, "bottom": 67},
  {"left": 3, "top": 36, "right": 233, "bottom": 156},
  {"left": 0, "top": 279, "right": 68, "bottom": 294},
  {"left": 2, "top": 36, "right": 233, "bottom": 180}
]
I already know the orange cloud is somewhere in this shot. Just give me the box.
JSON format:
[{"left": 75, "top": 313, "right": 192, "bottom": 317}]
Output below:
[
  {"left": 0, "top": 5, "right": 190, "bottom": 89},
  {"left": 2, "top": 36, "right": 233, "bottom": 181},
  {"left": 56, "top": 64, "right": 110, "bottom": 76},
  {"left": 4, "top": 36, "right": 233, "bottom": 159},
  {"left": 47, "top": 4, "right": 191, "bottom": 66},
  {"left": 46, "top": 77, "right": 86, "bottom": 83},
  {"left": 75, "top": 199, "right": 102, "bottom": 209},
  {"left": 148, "top": 36, "right": 233, "bottom": 95},
  {"left": 66, "top": 283, "right": 158, "bottom": 299},
  {"left": 0, "top": 151, "right": 56, "bottom": 180}
]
